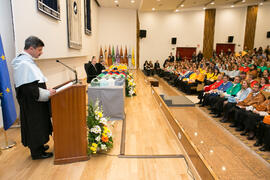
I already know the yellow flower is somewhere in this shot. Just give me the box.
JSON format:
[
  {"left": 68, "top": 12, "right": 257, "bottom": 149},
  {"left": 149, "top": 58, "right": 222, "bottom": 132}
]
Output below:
[
  {"left": 92, "top": 143, "right": 98, "bottom": 148},
  {"left": 98, "top": 112, "right": 103, "bottom": 118},
  {"left": 90, "top": 146, "right": 97, "bottom": 153}
]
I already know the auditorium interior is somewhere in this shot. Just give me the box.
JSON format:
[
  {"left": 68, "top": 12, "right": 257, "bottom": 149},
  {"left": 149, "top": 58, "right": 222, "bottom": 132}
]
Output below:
[{"left": 1, "top": 0, "right": 270, "bottom": 179}]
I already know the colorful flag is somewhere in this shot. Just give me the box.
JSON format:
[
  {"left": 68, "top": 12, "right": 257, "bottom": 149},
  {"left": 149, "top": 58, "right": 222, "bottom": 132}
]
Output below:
[
  {"left": 128, "top": 47, "right": 131, "bottom": 67},
  {"left": 112, "top": 46, "right": 115, "bottom": 64},
  {"left": 0, "top": 35, "right": 17, "bottom": 130},
  {"left": 124, "top": 46, "right": 128, "bottom": 65},
  {"left": 132, "top": 48, "right": 135, "bottom": 67},
  {"left": 99, "top": 46, "right": 103, "bottom": 62},
  {"left": 116, "top": 46, "right": 120, "bottom": 64},
  {"left": 108, "top": 45, "right": 112, "bottom": 66},
  {"left": 120, "top": 46, "right": 124, "bottom": 64},
  {"left": 104, "top": 46, "right": 108, "bottom": 66}
]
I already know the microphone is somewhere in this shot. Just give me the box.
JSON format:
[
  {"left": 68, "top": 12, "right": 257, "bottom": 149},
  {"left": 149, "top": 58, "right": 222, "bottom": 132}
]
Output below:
[{"left": 56, "top": 60, "right": 78, "bottom": 84}]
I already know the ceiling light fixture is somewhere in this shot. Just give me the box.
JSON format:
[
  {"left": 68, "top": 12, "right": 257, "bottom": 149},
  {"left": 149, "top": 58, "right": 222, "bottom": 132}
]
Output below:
[
  {"left": 259, "top": 2, "right": 263, "bottom": 5},
  {"left": 203, "top": 7, "right": 206, "bottom": 10},
  {"left": 181, "top": 4, "right": 184, "bottom": 7},
  {"left": 231, "top": 5, "right": 234, "bottom": 7},
  {"left": 242, "top": 0, "right": 246, "bottom": 2},
  {"left": 131, "top": 0, "right": 135, "bottom": 3},
  {"left": 114, "top": 0, "right": 118, "bottom": 3},
  {"left": 152, "top": 8, "right": 155, "bottom": 11},
  {"left": 210, "top": 1, "right": 215, "bottom": 5},
  {"left": 175, "top": 9, "right": 179, "bottom": 12}
]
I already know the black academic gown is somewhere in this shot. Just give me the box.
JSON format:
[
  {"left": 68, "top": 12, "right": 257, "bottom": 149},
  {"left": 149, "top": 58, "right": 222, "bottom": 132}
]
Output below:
[
  {"left": 96, "top": 63, "right": 105, "bottom": 74},
  {"left": 16, "top": 81, "right": 52, "bottom": 149},
  {"left": 85, "top": 62, "right": 98, "bottom": 83}
]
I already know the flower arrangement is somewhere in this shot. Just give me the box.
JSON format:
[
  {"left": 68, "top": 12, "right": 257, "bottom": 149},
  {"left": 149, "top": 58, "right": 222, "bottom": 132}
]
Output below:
[
  {"left": 126, "top": 72, "right": 136, "bottom": 97},
  {"left": 109, "top": 64, "right": 128, "bottom": 71},
  {"left": 87, "top": 100, "right": 113, "bottom": 155}
]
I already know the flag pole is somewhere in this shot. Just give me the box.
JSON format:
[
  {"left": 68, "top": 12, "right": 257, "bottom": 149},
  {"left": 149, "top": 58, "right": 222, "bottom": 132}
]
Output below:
[{"left": 0, "top": 130, "right": 16, "bottom": 150}]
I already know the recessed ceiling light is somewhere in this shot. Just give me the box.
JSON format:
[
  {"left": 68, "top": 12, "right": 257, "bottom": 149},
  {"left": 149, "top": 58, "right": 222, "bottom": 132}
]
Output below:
[
  {"left": 203, "top": 7, "right": 206, "bottom": 10},
  {"left": 242, "top": 0, "right": 246, "bottom": 2},
  {"left": 131, "top": 0, "right": 135, "bottom": 3},
  {"left": 210, "top": 1, "right": 215, "bottom": 5},
  {"left": 222, "top": 166, "right": 226, "bottom": 171},
  {"left": 157, "top": 0, "right": 160, "bottom": 1},
  {"left": 181, "top": 4, "right": 184, "bottom": 7},
  {"left": 259, "top": 2, "right": 263, "bottom": 5},
  {"left": 231, "top": 5, "right": 234, "bottom": 7},
  {"left": 175, "top": 9, "right": 179, "bottom": 12},
  {"left": 152, "top": 8, "right": 155, "bottom": 11},
  {"left": 114, "top": 0, "right": 118, "bottom": 3}
]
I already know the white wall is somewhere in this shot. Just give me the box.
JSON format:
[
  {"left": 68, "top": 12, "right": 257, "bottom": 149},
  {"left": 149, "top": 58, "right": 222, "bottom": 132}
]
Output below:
[
  {"left": 11, "top": 0, "right": 99, "bottom": 59},
  {"left": 139, "top": 11, "right": 205, "bottom": 69},
  {"left": 98, "top": 7, "right": 137, "bottom": 67},
  {"left": 214, "top": 7, "right": 247, "bottom": 53},
  {"left": 254, "top": 4, "right": 270, "bottom": 49},
  {"left": 11, "top": 0, "right": 100, "bottom": 88},
  {"left": 0, "top": 0, "right": 19, "bottom": 118}
]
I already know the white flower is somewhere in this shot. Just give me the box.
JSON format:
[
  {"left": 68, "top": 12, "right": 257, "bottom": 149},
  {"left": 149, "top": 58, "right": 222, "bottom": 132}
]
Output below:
[
  {"left": 95, "top": 125, "right": 101, "bottom": 134},
  {"left": 101, "top": 144, "right": 107, "bottom": 151},
  {"left": 107, "top": 132, "right": 112, "bottom": 138},
  {"left": 95, "top": 136, "right": 101, "bottom": 142},
  {"left": 100, "top": 117, "right": 108, "bottom": 125},
  {"left": 91, "top": 125, "right": 101, "bottom": 134}
]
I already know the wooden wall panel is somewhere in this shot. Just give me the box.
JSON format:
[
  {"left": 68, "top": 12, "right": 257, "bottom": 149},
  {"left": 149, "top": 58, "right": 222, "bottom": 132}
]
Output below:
[
  {"left": 243, "top": 5, "right": 258, "bottom": 51},
  {"left": 203, "top": 9, "right": 216, "bottom": 60}
]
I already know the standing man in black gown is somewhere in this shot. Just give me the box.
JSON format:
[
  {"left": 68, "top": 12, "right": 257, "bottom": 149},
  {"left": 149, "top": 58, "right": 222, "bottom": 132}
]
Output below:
[{"left": 12, "top": 36, "right": 55, "bottom": 160}]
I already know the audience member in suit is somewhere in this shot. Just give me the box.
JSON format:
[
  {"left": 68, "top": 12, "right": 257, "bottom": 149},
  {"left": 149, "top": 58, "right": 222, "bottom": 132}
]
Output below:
[
  {"left": 143, "top": 60, "right": 149, "bottom": 71},
  {"left": 85, "top": 56, "right": 99, "bottom": 83},
  {"left": 191, "top": 52, "right": 196, "bottom": 63},
  {"left": 176, "top": 54, "right": 181, "bottom": 62},
  {"left": 197, "top": 51, "right": 203, "bottom": 62},
  {"left": 96, "top": 59, "right": 106, "bottom": 74},
  {"left": 169, "top": 52, "right": 175, "bottom": 62},
  {"left": 149, "top": 61, "right": 154, "bottom": 76},
  {"left": 163, "top": 58, "right": 170, "bottom": 68},
  {"left": 154, "top": 60, "right": 161, "bottom": 75}
]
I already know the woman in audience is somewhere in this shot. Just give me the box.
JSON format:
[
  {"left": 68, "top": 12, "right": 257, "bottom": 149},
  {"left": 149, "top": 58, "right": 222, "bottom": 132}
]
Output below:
[{"left": 260, "top": 77, "right": 270, "bottom": 90}]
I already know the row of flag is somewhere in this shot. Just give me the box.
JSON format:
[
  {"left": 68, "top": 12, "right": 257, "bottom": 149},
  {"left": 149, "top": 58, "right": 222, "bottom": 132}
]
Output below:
[
  {"left": 0, "top": 35, "right": 17, "bottom": 130},
  {"left": 99, "top": 45, "right": 135, "bottom": 67}
]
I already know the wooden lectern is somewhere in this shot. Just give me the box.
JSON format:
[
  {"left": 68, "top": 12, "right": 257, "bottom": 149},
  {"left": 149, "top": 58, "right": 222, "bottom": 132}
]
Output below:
[{"left": 50, "top": 81, "right": 89, "bottom": 164}]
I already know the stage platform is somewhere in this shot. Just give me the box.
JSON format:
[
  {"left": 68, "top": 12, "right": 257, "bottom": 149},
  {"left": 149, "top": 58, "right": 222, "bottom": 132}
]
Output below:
[{"left": 160, "top": 95, "right": 195, "bottom": 107}]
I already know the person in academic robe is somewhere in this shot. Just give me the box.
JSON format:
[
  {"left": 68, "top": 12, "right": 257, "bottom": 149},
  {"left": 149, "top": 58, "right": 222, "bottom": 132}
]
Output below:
[
  {"left": 85, "top": 56, "right": 99, "bottom": 83},
  {"left": 96, "top": 59, "right": 106, "bottom": 74},
  {"left": 230, "top": 83, "right": 265, "bottom": 131},
  {"left": 11, "top": 36, "right": 55, "bottom": 160}
]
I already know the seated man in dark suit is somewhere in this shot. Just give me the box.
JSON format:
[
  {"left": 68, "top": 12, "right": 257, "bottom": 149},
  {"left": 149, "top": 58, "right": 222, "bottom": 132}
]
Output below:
[
  {"left": 96, "top": 59, "right": 106, "bottom": 74},
  {"left": 84, "top": 56, "right": 98, "bottom": 83}
]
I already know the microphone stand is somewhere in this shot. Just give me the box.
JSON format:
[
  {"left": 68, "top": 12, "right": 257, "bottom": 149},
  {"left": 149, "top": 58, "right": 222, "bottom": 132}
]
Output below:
[{"left": 56, "top": 60, "right": 78, "bottom": 84}]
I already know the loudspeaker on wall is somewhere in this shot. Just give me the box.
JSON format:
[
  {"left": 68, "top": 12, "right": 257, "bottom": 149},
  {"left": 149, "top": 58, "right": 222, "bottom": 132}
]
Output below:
[
  {"left": 228, "top": 36, "right": 234, "bottom": 43},
  {"left": 171, "top": 37, "right": 177, "bottom": 44},
  {"left": 140, "top": 30, "right": 147, "bottom": 38},
  {"left": 267, "top": 31, "right": 270, "bottom": 38}
]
